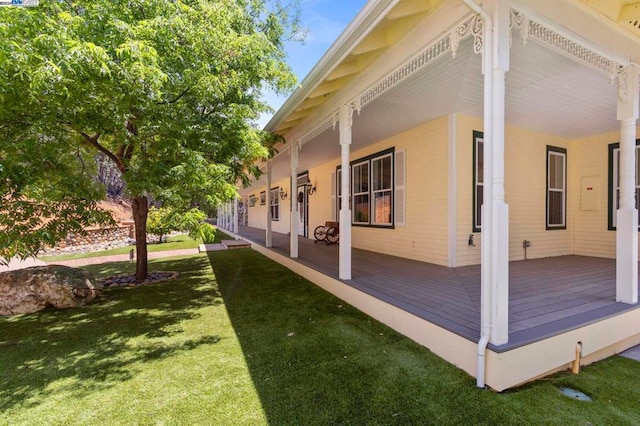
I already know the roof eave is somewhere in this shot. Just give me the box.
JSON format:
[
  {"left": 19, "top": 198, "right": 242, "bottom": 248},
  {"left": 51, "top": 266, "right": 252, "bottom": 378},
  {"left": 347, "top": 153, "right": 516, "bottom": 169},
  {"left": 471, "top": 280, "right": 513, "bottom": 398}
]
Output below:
[{"left": 264, "top": 0, "right": 399, "bottom": 133}]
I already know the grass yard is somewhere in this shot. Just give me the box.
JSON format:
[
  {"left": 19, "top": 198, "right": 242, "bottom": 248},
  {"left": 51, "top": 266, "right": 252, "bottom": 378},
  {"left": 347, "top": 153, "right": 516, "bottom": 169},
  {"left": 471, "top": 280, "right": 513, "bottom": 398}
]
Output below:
[
  {"left": 2, "top": 249, "right": 640, "bottom": 425},
  {"left": 39, "top": 229, "right": 233, "bottom": 262}
]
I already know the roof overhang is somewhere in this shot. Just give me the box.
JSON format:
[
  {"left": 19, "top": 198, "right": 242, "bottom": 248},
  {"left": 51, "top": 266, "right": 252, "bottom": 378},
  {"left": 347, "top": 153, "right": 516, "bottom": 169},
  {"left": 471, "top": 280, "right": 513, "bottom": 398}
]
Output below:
[{"left": 241, "top": 0, "right": 640, "bottom": 198}]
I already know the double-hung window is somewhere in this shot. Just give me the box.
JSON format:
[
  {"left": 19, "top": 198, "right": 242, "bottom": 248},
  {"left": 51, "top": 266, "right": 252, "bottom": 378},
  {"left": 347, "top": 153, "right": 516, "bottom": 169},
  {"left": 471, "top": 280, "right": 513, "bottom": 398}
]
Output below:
[
  {"left": 270, "top": 187, "right": 279, "bottom": 221},
  {"left": 608, "top": 141, "right": 640, "bottom": 229},
  {"left": 371, "top": 153, "right": 393, "bottom": 225},
  {"left": 336, "top": 148, "right": 395, "bottom": 227},
  {"left": 546, "top": 146, "right": 567, "bottom": 229},
  {"left": 472, "top": 131, "right": 483, "bottom": 232},
  {"left": 352, "top": 160, "right": 370, "bottom": 224}
]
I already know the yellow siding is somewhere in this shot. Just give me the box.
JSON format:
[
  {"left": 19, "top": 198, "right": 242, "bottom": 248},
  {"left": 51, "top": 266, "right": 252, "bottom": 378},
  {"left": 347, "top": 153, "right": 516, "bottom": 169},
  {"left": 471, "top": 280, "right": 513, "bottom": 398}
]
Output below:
[
  {"left": 455, "top": 115, "right": 481, "bottom": 266},
  {"left": 246, "top": 178, "right": 291, "bottom": 235},
  {"left": 248, "top": 116, "right": 639, "bottom": 267},
  {"left": 247, "top": 190, "right": 267, "bottom": 230},
  {"left": 306, "top": 160, "right": 337, "bottom": 235},
  {"left": 306, "top": 116, "right": 450, "bottom": 265},
  {"left": 455, "top": 114, "right": 574, "bottom": 265},
  {"left": 572, "top": 127, "right": 640, "bottom": 259}
]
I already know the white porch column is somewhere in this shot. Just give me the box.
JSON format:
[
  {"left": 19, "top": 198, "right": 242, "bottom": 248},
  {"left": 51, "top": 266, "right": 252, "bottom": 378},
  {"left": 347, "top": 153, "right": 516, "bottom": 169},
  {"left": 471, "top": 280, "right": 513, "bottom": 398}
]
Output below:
[
  {"left": 489, "top": 0, "right": 510, "bottom": 345},
  {"left": 339, "top": 104, "right": 353, "bottom": 280},
  {"left": 233, "top": 196, "right": 239, "bottom": 239},
  {"left": 266, "top": 160, "right": 273, "bottom": 248},
  {"left": 225, "top": 203, "right": 229, "bottom": 230},
  {"left": 290, "top": 143, "right": 299, "bottom": 258},
  {"left": 616, "top": 64, "right": 639, "bottom": 304},
  {"left": 477, "top": 0, "right": 494, "bottom": 360}
]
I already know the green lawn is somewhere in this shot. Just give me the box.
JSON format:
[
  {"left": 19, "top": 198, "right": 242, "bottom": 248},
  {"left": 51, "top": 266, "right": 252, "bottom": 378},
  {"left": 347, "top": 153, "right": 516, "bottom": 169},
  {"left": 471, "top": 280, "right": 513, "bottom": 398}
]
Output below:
[
  {"left": 39, "top": 229, "right": 232, "bottom": 262},
  {"left": 1, "top": 250, "right": 640, "bottom": 425}
]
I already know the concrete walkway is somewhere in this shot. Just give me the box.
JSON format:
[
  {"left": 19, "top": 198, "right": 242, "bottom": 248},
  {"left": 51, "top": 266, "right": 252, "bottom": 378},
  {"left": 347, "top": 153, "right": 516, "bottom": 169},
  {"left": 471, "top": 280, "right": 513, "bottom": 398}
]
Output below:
[
  {"left": 0, "top": 257, "right": 47, "bottom": 272},
  {"left": 45, "top": 248, "right": 200, "bottom": 268}
]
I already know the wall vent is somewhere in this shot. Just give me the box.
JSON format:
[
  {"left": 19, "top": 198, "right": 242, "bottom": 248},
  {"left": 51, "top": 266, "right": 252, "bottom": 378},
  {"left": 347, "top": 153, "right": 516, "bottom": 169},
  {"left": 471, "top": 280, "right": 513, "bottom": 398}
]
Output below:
[{"left": 619, "top": 3, "right": 640, "bottom": 33}]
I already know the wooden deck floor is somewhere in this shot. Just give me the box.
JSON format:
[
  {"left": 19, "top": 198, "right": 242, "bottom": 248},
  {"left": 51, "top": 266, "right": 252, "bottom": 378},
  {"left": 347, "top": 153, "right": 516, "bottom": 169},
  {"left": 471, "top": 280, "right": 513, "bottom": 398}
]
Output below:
[{"left": 236, "top": 226, "right": 639, "bottom": 352}]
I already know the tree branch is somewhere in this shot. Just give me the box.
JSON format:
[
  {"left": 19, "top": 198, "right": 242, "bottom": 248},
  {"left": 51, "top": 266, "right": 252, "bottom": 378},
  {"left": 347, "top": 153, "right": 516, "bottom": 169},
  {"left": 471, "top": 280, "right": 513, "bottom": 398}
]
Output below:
[
  {"left": 124, "top": 142, "right": 135, "bottom": 162},
  {"left": 77, "top": 131, "right": 126, "bottom": 174},
  {"left": 126, "top": 119, "right": 138, "bottom": 136},
  {"left": 157, "top": 88, "right": 190, "bottom": 105}
]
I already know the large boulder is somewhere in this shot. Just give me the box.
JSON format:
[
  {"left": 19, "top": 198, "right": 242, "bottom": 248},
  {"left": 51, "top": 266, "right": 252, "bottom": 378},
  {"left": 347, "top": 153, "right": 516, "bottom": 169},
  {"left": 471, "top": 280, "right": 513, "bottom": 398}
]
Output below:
[{"left": 0, "top": 265, "right": 102, "bottom": 316}]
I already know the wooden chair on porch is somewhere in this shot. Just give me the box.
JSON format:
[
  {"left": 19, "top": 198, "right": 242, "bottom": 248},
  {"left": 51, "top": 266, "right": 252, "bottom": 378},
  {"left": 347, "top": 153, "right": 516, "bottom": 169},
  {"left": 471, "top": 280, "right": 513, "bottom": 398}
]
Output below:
[{"left": 314, "top": 221, "right": 339, "bottom": 245}]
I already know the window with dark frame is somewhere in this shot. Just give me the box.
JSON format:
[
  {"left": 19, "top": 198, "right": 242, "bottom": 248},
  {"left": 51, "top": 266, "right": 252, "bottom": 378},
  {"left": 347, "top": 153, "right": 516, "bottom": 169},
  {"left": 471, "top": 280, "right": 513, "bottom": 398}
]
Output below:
[
  {"left": 372, "top": 153, "right": 393, "bottom": 225},
  {"left": 270, "top": 187, "right": 279, "bottom": 221},
  {"left": 335, "top": 148, "right": 394, "bottom": 227},
  {"left": 352, "top": 160, "right": 370, "bottom": 224},
  {"left": 259, "top": 191, "right": 266, "bottom": 206},
  {"left": 608, "top": 140, "right": 640, "bottom": 230},
  {"left": 546, "top": 145, "right": 567, "bottom": 230},
  {"left": 337, "top": 168, "right": 342, "bottom": 216},
  {"left": 249, "top": 194, "right": 256, "bottom": 207},
  {"left": 472, "top": 131, "right": 483, "bottom": 232}
]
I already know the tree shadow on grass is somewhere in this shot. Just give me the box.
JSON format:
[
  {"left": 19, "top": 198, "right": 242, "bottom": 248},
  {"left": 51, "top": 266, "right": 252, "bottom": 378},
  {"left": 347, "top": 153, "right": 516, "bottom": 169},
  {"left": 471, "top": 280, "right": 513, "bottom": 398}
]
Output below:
[
  {"left": 206, "top": 249, "right": 514, "bottom": 425},
  {"left": 0, "top": 255, "right": 222, "bottom": 413}
]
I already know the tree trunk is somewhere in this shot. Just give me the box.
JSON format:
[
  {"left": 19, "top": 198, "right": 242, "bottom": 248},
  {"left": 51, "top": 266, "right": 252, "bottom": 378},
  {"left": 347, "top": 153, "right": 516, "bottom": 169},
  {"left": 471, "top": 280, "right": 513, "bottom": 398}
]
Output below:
[{"left": 132, "top": 196, "right": 149, "bottom": 281}]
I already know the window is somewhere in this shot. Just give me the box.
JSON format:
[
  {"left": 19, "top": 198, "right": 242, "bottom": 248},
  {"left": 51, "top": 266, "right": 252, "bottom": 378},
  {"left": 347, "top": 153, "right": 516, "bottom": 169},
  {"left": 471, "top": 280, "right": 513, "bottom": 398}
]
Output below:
[
  {"left": 546, "top": 146, "right": 567, "bottom": 229},
  {"left": 259, "top": 191, "right": 266, "bottom": 205},
  {"left": 472, "top": 131, "right": 483, "bottom": 232},
  {"left": 337, "top": 168, "right": 343, "bottom": 216},
  {"left": 270, "top": 188, "right": 279, "bottom": 220},
  {"left": 608, "top": 140, "right": 640, "bottom": 230},
  {"left": 335, "top": 148, "right": 394, "bottom": 227},
  {"left": 352, "top": 161, "right": 369, "bottom": 224},
  {"left": 249, "top": 194, "right": 256, "bottom": 207},
  {"left": 394, "top": 150, "right": 406, "bottom": 226},
  {"left": 371, "top": 153, "right": 392, "bottom": 225}
]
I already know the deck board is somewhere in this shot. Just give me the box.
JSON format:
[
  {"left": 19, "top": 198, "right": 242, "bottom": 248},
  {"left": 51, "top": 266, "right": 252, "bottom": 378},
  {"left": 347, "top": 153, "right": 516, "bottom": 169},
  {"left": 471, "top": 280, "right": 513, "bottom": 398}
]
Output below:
[{"left": 236, "top": 226, "right": 639, "bottom": 352}]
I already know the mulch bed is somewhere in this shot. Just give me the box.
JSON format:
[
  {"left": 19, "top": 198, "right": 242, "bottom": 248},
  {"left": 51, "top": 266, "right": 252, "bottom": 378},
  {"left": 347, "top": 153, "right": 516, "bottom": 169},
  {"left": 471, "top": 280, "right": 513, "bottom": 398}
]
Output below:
[{"left": 97, "top": 271, "right": 179, "bottom": 288}]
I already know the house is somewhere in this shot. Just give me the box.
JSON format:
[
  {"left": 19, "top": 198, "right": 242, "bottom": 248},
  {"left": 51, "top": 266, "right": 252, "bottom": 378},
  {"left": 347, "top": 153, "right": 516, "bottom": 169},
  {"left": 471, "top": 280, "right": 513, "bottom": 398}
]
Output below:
[{"left": 217, "top": 0, "right": 640, "bottom": 391}]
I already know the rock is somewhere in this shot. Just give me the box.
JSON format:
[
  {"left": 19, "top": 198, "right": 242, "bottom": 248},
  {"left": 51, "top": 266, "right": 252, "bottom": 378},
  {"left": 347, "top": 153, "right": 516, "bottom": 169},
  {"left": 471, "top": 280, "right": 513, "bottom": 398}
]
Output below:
[{"left": 0, "top": 265, "right": 102, "bottom": 316}]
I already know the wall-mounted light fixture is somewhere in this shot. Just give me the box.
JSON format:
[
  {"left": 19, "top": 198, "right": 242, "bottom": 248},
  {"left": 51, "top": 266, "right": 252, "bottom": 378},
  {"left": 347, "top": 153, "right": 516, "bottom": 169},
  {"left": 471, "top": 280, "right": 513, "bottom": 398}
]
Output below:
[
  {"left": 279, "top": 189, "right": 288, "bottom": 200},
  {"left": 307, "top": 184, "right": 317, "bottom": 196}
]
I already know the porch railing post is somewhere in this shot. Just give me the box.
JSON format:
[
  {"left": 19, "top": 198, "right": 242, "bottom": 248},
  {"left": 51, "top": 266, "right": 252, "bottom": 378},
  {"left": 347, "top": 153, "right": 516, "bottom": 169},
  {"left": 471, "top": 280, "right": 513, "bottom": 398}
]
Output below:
[{"left": 616, "top": 64, "right": 639, "bottom": 304}]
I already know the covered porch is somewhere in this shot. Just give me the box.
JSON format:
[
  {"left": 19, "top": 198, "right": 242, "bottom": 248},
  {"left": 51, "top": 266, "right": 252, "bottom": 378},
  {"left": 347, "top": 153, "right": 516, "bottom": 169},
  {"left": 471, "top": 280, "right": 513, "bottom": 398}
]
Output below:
[
  {"left": 236, "top": 226, "right": 639, "bottom": 353},
  {"left": 230, "top": 0, "right": 640, "bottom": 390}
]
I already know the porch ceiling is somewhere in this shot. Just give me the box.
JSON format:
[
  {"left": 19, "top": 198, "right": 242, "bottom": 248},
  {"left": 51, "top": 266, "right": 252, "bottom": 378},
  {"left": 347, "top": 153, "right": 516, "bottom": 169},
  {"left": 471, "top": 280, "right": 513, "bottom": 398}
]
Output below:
[
  {"left": 248, "top": 34, "right": 620, "bottom": 190},
  {"left": 580, "top": 0, "right": 640, "bottom": 37}
]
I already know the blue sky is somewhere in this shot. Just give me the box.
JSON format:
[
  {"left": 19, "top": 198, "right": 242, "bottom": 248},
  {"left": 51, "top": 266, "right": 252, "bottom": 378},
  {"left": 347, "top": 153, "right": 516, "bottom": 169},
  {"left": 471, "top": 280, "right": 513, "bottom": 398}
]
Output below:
[{"left": 257, "top": 0, "right": 368, "bottom": 129}]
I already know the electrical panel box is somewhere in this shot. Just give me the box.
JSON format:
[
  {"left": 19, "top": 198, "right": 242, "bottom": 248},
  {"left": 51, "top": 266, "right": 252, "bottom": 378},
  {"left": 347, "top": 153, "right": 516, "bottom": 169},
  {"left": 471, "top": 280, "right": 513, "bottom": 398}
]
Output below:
[{"left": 581, "top": 176, "right": 599, "bottom": 211}]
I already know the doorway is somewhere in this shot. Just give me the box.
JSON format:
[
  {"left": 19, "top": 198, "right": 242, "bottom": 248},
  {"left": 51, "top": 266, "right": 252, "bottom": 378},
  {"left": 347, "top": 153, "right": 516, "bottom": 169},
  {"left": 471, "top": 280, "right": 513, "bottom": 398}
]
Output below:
[{"left": 296, "top": 173, "right": 310, "bottom": 238}]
